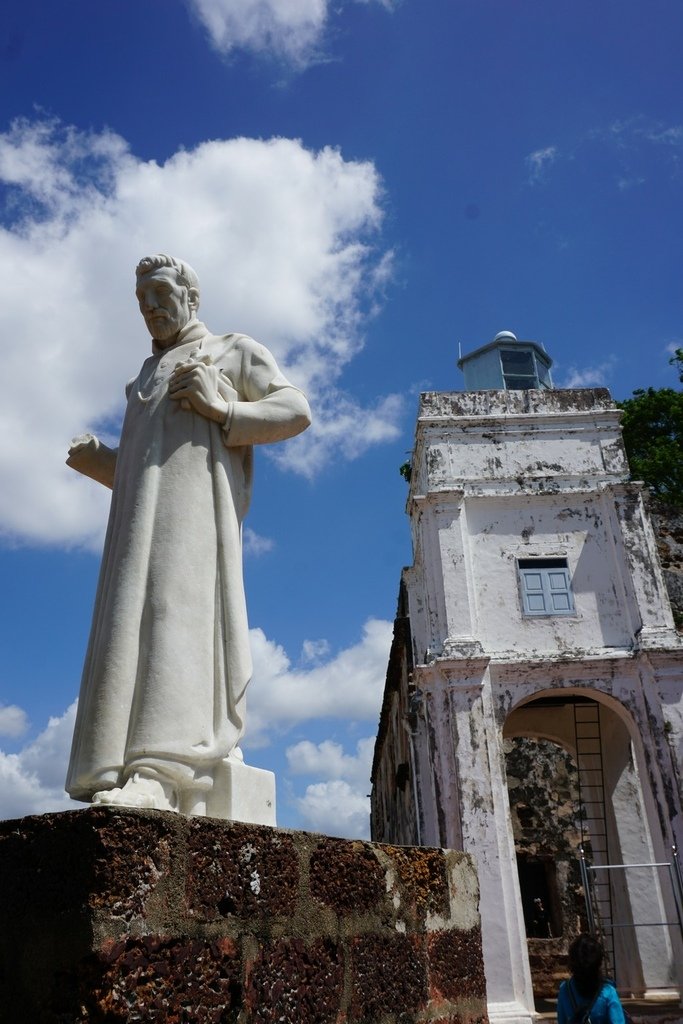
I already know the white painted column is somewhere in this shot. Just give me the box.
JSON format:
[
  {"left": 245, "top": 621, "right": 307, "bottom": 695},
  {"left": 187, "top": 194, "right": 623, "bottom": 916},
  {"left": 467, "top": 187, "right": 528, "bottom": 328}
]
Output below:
[{"left": 421, "top": 664, "right": 535, "bottom": 1024}]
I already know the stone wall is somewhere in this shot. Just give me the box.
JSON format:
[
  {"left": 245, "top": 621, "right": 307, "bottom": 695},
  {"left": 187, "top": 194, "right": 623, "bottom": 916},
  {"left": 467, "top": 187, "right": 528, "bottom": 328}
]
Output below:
[
  {"left": 371, "top": 582, "right": 422, "bottom": 847},
  {"left": 0, "top": 808, "right": 488, "bottom": 1024},
  {"left": 504, "top": 737, "right": 586, "bottom": 998},
  {"left": 648, "top": 500, "right": 683, "bottom": 628}
]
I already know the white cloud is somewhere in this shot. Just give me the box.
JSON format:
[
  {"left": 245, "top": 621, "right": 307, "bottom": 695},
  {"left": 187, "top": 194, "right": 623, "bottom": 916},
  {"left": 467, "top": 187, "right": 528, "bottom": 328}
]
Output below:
[
  {"left": 245, "top": 617, "right": 391, "bottom": 747},
  {"left": 287, "top": 737, "right": 376, "bottom": 837},
  {"left": 287, "top": 735, "right": 374, "bottom": 788},
  {"left": 186, "top": 0, "right": 393, "bottom": 67},
  {"left": 243, "top": 527, "right": 275, "bottom": 556},
  {"left": 294, "top": 779, "right": 371, "bottom": 838},
  {"left": 640, "top": 124, "right": 683, "bottom": 147},
  {"left": 0, "top": 118, "right": 400, "bottom": 548},
  {"left": 0, "top": 704, "right": 29, "bottom": 737},
  {"left": 275, "top": 390, "right": 403, "bottom": 478},
  {"left": 301, "top": 638, "right": 330, "bottom": 663},
  {"left": 0, "top": 624, "right": 391, "bottom": 827},
  {"left": 592, "top": 117, "right": 683, "bottom": 150},
  {"left": 616, "top": 176, "right": 645, "bottom": 191},
  {"left": 0, "top": 703, "right": 80, "bottom": 821},
  {"left": 526, "top": 146, "right": 558, "bottom": 183},
  {"left": 540, "top": 118, "right": 683, "bottom": 192},
  {"left": 555, "top": 356, "right": 617, "bottom": 389}
]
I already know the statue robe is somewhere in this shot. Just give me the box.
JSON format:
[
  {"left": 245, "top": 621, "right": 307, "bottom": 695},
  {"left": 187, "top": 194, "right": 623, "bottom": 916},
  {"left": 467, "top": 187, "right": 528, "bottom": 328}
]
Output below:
[{"left": 66, "top": 320, "right": 310, "bottom": 801}]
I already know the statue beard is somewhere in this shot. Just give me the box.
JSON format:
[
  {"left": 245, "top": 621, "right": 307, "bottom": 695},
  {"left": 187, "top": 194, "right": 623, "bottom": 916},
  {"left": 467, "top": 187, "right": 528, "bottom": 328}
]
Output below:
[{"left": 147, "top": 312, "right": 187, "bottom": 345}]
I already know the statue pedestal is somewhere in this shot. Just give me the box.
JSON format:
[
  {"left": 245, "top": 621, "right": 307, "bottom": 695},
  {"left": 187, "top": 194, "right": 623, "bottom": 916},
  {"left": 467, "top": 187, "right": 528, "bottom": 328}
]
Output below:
[
  {"left": 0, "top": 808, "right": 488, "bottom": 1023},
  {"left": 206, "top": 759, "right": 276, "bottom": 824}
]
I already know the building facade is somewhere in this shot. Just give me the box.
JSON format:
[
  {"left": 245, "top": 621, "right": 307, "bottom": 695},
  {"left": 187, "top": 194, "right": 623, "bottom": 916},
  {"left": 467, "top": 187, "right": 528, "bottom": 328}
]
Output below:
[{"left": 371, "top": 335, "right": 683, "bottom": 1024}]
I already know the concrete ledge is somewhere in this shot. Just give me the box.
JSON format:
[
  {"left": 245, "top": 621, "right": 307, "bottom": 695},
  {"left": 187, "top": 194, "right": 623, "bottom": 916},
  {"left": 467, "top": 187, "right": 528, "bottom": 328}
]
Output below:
[{"left": 0, "top": 808, "right": 488, "bottom": 1023}]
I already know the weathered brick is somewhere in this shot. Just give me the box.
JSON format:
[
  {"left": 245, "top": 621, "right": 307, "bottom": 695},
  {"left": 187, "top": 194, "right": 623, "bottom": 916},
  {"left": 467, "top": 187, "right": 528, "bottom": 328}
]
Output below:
[
  {"left": 350, "top": 933, "right": 428, "bottom": 1019},
  {"left": 309, "top": 836, "right": 386, "bottom": 913},
  {"left": 382, "top": 845, "right": 450, "bottom": 919},
  {"left": 0, "top": 810, "right": 486, "bottom": 1023},
  {"left": 246, "top": 937, "right": 343, "bottom": 1023},
  {"left": 62, "top": 935, "right": 242, "bottom": 1023},
  {"left": 187, "top": 819, "right": 299, "bottom": 920},
  {"left": 89, "top": 809, "right": 175, "bottom": 921},
  {"left": 428, "top": 928, "right": 487, "bottom": 1001}
]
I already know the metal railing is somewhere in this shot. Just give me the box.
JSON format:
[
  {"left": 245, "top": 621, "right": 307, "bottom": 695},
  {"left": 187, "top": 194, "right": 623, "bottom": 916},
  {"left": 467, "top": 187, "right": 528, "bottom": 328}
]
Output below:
[{"left": 579, "top": 845, "right": 683, "bottom": 985}]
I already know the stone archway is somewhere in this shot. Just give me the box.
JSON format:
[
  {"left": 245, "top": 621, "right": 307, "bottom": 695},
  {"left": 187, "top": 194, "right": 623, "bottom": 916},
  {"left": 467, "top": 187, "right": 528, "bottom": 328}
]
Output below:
[
  {"left": 503, "top": 732, "right": 585, "bottom": 998},
  {"left": 503, "top": 688, "right": 680, "bottom": 999}
]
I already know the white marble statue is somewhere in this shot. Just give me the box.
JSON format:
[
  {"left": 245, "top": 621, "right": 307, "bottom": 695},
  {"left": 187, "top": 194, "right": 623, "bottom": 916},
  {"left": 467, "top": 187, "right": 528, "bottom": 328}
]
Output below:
[{"left": 65, "top": 254, "right": 311, "bottom": 818}]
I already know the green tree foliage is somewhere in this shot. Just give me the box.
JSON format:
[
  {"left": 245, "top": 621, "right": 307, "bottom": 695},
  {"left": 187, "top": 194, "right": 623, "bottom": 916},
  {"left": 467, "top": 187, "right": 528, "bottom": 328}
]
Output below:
[{"left": 618, "top": 349, "right": 683, "bottom": 506}]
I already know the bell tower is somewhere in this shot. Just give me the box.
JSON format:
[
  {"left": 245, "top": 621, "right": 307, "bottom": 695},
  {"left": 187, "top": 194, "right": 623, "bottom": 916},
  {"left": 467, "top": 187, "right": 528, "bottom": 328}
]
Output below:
[{"left": 371, "top": 332, "right": 683, "bottom": 1024}]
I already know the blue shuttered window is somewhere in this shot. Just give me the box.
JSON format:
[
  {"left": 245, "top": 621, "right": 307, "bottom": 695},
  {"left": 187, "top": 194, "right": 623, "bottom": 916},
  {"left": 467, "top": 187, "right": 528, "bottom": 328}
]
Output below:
[{"left": 518, "top": 558, "right": 574, "bottom": 616}]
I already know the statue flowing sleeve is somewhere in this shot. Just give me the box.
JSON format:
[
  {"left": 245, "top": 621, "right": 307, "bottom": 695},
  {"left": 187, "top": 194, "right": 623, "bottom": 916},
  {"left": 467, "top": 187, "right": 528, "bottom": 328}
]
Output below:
[{"left": 221, "top": 336, "right": 311, "bottom": 447}]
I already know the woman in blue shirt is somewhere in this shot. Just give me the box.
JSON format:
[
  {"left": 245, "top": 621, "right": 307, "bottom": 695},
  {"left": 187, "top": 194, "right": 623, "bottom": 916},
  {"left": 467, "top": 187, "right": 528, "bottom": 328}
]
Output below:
[{"left": 557, "top": 935, "right": 626, "bottom": 1024}]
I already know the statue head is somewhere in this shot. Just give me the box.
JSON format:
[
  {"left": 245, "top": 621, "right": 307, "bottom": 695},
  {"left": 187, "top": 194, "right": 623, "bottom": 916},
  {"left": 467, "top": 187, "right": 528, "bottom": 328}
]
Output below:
[{"left": 135, "top": 253, "right": 200, "bottom": 346}]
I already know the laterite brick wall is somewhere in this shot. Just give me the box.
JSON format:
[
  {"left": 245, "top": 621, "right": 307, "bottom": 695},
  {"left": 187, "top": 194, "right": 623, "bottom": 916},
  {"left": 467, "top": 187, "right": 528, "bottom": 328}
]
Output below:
[{"left": 0, "top": 808, "right": 488, "bottom": 1023}]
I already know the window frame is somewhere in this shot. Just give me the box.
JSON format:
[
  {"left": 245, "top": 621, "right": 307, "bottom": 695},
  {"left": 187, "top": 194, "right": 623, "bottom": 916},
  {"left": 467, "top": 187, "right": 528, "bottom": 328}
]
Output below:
[
  {"left": 518, "top": 557, "right": 575, "bottom": 617},
  {"left": 499, "top": 347, "right": 552, "bottom": 390}
]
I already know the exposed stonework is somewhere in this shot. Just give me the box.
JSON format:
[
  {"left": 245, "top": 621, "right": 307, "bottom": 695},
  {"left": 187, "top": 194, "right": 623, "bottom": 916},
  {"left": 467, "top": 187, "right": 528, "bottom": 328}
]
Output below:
[
  {"left": 648, "top": 500, "right": 683, "bottom": 629},
  {"left": 504, "top": 737, "right": 585, "bottom": 997},
  {"left": 0, "top": 808, "right": 487, "bottom": 1024}
]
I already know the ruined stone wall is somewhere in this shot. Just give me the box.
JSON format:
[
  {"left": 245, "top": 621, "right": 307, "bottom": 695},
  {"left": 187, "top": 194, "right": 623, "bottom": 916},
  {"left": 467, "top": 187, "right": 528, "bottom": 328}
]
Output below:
[
  {"left": 370, "top": 673, "right": 418, "bottom": 844},
  {"left": 504, "top": 737, "right": 586, "bottom": 998},
  {"left": 0, "top": 808, "right": 487, "bottom": 1024},
  {"left": 371, "top": 584, "right": 421, "bottom": 847},
  {"left": 648, "top": 500, "right": 683, "bottom": 629}
]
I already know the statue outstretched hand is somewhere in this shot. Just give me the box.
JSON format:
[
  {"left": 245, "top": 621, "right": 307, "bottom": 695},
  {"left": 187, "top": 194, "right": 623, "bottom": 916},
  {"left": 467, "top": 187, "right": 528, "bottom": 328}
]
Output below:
[{"left": 67, "top": 434, "right": 118, "bottom": 490}]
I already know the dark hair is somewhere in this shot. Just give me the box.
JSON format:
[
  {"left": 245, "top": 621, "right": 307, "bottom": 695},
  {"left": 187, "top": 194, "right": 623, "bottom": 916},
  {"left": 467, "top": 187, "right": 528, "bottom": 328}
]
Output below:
[{"left": 568, "top": 934, "right": 604, "bottom": 998}]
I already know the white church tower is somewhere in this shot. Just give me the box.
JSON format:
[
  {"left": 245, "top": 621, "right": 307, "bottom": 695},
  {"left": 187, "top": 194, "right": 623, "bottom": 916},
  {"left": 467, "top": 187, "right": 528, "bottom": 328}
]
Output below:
[{"left": 371, "top": 332, "right": 683, "bottom": 1024}]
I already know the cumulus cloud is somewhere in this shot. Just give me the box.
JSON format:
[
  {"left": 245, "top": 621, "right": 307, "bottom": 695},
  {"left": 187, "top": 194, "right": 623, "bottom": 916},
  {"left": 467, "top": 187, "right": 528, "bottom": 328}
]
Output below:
[
  {"left": 274, "top": 391, "right": 403, "bottom": 478},
  {"left": 286, "top": 735, "right": 376, "bottom": 837},
  {"left": 0, "top": 704, "right": 29, "bottom": 737},
  {"left": 186, "top": 0, "right": 394, "bottom": 67},
  {"left": 0, "top": 703, "right": 80, "bottom": 821},
  {"left": 243, "top": 527, "right": 275, "bottom": 556},
  {"left": 293, "top": 778, "right": 371, "bottom": 837},
  {"left": 287, "top": 735, "right": 374, "bottom": 789},
  {"left": 0, "top": 625, "right": 390, "bottom": 829},
  {"left": 245, "top": 618, "right": 391, "bottom": 747},
  {"left": 301, "top": 638, "right": 330, "bottom": 663},
  {"left": 526, "top": 146, "right": 558, "bottom": 183},
  {"left": 0, "top": 118, "right": 401, "bottom": 548},
  {"left": 555, "top": 356, "right": 617, "bottom": 389}
]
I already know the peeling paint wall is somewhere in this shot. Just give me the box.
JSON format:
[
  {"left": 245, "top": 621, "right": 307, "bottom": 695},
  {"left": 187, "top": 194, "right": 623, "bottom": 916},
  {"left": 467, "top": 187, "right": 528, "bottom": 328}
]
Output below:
[
  {"left": 372, "top": 385, "right": 683, "bottom": 1020},
  {"left": 403, "top": 389, "right": 678, "bottom": 662}
]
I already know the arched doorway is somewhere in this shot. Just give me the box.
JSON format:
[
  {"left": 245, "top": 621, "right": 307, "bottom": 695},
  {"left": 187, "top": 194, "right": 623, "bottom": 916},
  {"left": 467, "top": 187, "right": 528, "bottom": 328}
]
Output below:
[
  {"left": 504, "top": 689, "right": 681, "bottom": 1000},
  {"left": 504, "top": 732, "right": 585, "bottom": 998}
]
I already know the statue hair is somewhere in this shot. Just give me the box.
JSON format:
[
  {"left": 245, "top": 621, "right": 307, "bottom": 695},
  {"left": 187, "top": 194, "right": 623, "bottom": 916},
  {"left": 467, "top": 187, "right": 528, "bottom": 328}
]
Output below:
[{"left": 135, "top": 254, "right": 200, "bottom": 297}]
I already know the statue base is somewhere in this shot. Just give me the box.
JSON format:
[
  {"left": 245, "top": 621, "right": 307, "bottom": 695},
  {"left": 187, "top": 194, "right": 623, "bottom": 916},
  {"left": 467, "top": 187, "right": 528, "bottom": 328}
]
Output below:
[
  {"left": 0, "top": 808, "right": 488, "bottom": 1023},
  {"left": 206, "top": 758, "right": 276, "bottom": 824}
]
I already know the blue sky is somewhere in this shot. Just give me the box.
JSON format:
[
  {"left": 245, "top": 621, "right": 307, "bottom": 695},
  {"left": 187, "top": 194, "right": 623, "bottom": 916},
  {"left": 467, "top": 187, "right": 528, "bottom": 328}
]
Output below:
[{"left": 0, "top": 0, "right": 682, "bottom": 835}]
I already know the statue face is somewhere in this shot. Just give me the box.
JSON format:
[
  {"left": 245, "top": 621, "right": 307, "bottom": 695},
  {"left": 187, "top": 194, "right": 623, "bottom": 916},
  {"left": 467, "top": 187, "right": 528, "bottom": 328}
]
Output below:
[{"left": 135, "top": 267, "right": 197, "bottom": 345}]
